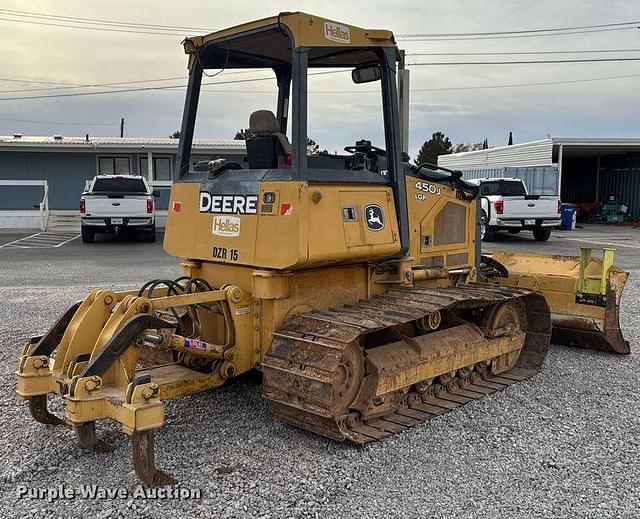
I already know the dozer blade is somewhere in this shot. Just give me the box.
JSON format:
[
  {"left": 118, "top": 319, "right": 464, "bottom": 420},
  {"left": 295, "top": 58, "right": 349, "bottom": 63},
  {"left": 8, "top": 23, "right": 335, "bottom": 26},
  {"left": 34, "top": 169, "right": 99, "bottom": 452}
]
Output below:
[{"left": 483, "top": 248, "right": 629, "bottom": 354}]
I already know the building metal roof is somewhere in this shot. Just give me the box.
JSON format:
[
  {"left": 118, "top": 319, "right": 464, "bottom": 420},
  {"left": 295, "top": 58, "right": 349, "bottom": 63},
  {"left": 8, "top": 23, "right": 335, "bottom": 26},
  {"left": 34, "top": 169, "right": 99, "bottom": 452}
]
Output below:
[
  {"left": 439, "top": 137, "right": 640, "bottom": 170},
  {"left": 0, "top": 135, "right": 246, "bottom": 153}
]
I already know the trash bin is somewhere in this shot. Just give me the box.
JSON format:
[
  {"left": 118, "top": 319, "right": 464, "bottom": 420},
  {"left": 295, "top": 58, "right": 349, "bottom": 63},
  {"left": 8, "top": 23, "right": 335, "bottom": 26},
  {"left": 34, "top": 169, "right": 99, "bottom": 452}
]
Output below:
[{"left": 561, "top": 204, "right": 577, "bottom": 230}]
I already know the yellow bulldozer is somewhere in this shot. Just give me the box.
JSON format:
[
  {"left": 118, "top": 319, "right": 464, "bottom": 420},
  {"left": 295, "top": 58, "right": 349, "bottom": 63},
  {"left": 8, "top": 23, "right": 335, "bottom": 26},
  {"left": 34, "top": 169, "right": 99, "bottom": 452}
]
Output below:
[{"left": 15, "top": 12, "right": 629, "bottom": 485}]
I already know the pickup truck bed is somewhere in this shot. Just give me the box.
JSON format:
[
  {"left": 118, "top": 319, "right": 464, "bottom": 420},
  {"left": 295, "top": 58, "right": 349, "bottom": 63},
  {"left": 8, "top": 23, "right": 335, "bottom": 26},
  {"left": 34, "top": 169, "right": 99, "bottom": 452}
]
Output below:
[{"left": 470, "top": 178, "right": 561, "bottom": 242}]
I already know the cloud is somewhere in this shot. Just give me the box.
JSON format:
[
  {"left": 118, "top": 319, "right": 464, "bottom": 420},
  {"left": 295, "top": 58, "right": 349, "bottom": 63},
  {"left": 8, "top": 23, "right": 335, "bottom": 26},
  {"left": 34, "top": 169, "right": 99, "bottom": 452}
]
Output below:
[
  {"left": 0, "top": 0, "right": 638, "bottom": 159},
  {"left": 410, "top": 103, "right": 478, "bottom": 116}
]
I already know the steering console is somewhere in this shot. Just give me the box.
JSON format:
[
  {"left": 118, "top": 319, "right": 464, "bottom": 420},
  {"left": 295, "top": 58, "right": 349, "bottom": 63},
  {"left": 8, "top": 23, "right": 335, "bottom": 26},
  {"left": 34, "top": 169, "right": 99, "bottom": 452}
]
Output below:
[{"left": 344, "top": 139, "right": 386, "bottom": 172}]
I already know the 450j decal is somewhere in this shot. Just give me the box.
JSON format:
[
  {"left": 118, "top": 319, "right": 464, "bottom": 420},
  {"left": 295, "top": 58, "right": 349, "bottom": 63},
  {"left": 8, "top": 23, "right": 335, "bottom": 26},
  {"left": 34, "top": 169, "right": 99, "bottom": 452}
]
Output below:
[{"left": 414, "top": 181, "right": 442, "bottom": 200}]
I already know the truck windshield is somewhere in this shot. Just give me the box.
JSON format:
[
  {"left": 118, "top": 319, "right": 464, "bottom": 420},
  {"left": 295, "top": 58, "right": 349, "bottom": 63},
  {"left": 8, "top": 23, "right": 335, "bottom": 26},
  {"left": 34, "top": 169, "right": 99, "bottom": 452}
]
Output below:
[
  {"left": 480, "top": 181, "right": 526, "bottom": 196},
  {"left": 92, "top": 177, "right": 146, "bottom": 193}
]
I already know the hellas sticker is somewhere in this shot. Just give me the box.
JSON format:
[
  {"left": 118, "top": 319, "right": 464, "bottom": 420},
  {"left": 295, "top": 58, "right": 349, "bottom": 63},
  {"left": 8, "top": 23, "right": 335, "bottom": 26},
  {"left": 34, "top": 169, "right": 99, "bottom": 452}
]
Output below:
[
  {"left": 324, "top": 22, "right": 351, "bottom": 44},
  {"left": 212, "top": 215, "right": 240, "bottom": 237}
]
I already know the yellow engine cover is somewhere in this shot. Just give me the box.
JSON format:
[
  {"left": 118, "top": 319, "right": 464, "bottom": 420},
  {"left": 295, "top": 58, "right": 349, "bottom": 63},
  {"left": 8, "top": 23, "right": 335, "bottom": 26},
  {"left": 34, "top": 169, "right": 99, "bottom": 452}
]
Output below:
[{"left": 164, "top": 180, "right": 401, "bottom": 270}]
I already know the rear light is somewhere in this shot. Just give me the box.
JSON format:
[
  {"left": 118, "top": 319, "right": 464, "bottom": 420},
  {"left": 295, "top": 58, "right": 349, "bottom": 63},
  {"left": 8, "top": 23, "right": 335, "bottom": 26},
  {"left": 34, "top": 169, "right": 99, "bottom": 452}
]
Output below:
[
  {"left": 494, "top": 200, "right": 504, "bottom": 215},
  {"left": 284, "top": 153, "right": 293, "bottom": 167},
  {"left": 146, "top": 198, "right": 153, "bottom": 214},
  {"left": 79, "top": 199, "right": 85, "bottom": 214},
  {"left": 557, "top": 199, "right": 562, "bottom": 214}
]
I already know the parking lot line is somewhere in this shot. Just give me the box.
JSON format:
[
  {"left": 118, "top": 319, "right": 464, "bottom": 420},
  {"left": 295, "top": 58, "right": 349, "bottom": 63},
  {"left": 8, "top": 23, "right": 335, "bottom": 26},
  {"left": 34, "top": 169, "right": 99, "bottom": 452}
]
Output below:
[
  {"left": 0, "top": 232, "right": 80, "bottom": 249},
  {"left": 54, "top": 234, "right": 81, "bottom": 247}
]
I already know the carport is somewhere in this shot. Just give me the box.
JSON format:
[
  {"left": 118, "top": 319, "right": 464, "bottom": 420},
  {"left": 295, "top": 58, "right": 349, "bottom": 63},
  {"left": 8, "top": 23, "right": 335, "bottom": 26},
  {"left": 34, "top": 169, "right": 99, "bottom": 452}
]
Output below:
[
  {"left": 557, "top": 139, "right": 640, "bottom": 220},
  {"left": 439, "top": 138, "right": 640, "bottom": 220}
]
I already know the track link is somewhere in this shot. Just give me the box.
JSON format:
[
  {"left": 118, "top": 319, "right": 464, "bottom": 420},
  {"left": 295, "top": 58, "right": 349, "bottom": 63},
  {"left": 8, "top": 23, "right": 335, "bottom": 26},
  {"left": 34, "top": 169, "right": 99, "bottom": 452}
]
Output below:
[{"left": 262, "top": 283, "right": 550, "bottom": 443}]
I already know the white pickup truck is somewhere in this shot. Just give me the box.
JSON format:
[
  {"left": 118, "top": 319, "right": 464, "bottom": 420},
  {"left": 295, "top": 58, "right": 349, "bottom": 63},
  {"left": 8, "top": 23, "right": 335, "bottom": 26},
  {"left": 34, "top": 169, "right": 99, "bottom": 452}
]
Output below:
[
  {"left": 469, "top": 178, "right": 561, "bottom": 242},
  {"left": 80, "top": 175, "right": 158, "bottom": 243}
]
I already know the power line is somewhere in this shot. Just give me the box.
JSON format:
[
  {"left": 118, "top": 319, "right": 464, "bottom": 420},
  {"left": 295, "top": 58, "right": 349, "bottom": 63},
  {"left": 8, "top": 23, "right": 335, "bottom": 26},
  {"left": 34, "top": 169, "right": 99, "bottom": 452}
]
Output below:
[
  {"left": 0, "top": 71, "right": 636, "bottom": 107},
  {"left": 0, "top": 16, "right": 187, "bottom": 36},
  {"left": 0, "top": 116, "right": 117, "bottom": 125},
  {"left": 198, "top": 72, "right": 640, "bottom": 93},
  {"left": 397, "top": 20, "right": 640, "bottom": 38},
  {"left": 406, "top": 48, "right": 640, "bottom": 56},
  {"left": 0, "top": 8, "right": 213, "bottom": 32},
  {"left": 0, "top": 70, "right": 348, "bottom": 102},
  {"left": 411, "top": 73, "right": 640, "bottom": 91},
  {"left": 408, "top": 57, "right": 640, "bottom": 65},
  {"left": 0, "top": 77, "right": 85, "bottom": 86},
  {"left": 0, "top": 70, "right": 281, "bottom": 94},
  {"left": 397, "top": 26, "right": 637, "bottom": 41},
  {"left": 0, "top": 76, "right": 185, "bottom": 94},
  {"left": 1, "top": 8, "right": 637, "bottom": 42}
]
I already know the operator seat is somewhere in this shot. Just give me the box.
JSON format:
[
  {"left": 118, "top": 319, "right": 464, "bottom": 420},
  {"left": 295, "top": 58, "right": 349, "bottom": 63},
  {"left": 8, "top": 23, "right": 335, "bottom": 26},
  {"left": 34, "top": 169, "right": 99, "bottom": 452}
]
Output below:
[{"left": 246, "top": 110, "right": 292, "bottom": 169}]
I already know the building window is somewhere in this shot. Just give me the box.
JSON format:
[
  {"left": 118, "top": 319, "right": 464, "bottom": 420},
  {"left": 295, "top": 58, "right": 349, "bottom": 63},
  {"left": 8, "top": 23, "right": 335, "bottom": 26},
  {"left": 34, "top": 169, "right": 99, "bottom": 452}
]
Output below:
[
  {"left": 140, "top": 156, "right": 172, "bottom": 181},
  {"left": 98, "top": 156, "right": 130, "bottom": 175}
]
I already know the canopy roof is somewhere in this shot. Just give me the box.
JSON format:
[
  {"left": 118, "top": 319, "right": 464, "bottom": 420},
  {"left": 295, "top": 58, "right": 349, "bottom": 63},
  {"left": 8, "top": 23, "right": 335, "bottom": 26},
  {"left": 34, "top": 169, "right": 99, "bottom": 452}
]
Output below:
[{"left": 183, "top": 12, "right": 398, "bottom": 69}]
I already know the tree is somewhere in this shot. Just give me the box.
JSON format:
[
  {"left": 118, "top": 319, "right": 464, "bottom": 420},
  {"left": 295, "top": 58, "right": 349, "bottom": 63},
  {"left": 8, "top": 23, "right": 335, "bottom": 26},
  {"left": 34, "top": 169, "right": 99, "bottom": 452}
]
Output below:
[
  {"left": 416, "top": 132, "right": 452, "bottom": 165},
  {"left": 169, "top": 130, "right": 180, "bottom": 139},
  {"left": 453, "top": 142, "right": 484, "bottom": 153},
  {"left": 234, "top": 128, "right": 254, "bottom": 140},
  {"left": 306, "top": 137, "right": 319, "bottom": 155}
]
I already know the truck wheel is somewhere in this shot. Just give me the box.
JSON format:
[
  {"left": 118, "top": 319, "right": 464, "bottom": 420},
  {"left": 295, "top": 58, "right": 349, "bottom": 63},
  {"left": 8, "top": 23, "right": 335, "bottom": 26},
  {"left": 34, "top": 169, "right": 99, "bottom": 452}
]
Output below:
[
  {"left": 81, "top": 226, "right": 94, "bottom": 243},
  {"left": 142, "top": 225, "right": 156, "bottom": 243},
  {"left": 533, "top": 228, "right": 551, "bottom": 241},
  {"left": 480, "top": 211, "right": 495, "bottom": 242}
]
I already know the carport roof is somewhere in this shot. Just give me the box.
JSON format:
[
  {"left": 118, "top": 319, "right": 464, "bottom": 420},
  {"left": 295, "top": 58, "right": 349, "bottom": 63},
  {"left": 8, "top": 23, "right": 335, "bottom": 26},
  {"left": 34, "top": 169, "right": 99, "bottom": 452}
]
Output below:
[
  {"left": 0, "top": 135, "right": 246, "bottom": 153},
  {"left": 551, "top": 137, "right": 640, "bottom": 157},
  {"left": 438, "top": 137, "right": 640, "bottom": 169}
]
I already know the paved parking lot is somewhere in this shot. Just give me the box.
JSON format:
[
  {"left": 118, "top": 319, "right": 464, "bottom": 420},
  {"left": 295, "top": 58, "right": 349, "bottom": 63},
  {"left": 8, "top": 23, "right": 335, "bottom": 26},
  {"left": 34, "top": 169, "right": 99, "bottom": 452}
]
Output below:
[
  {"left": 0, "top": 224, "right": 638, "bottom": 518},
  {"left": 482, "top": 224, "right": 640, "bottom": 271}
]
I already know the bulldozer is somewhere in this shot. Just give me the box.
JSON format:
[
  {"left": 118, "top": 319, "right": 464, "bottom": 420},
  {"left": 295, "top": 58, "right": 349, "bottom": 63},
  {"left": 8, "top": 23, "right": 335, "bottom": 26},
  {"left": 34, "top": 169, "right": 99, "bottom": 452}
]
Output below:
[{"left": 15, "top": 12, "right": 629, "bottom": 485}]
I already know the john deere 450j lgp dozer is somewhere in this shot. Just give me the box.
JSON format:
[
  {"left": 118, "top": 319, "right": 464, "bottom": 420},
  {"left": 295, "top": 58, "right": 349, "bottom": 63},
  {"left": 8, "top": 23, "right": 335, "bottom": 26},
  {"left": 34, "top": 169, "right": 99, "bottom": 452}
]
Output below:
[{"left": 16, "top": 13, "right": 629, "bottom": 485}]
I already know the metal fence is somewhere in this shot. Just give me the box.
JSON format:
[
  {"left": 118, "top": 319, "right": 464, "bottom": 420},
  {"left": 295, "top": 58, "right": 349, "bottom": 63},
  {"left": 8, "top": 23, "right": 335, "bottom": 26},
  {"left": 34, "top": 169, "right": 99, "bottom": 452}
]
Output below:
[
  {"left": 459, "top": 166, "right": 559, "bottom": 196},
  {"left": 0, "top": 180, "right": 49, "bottom": 230}
]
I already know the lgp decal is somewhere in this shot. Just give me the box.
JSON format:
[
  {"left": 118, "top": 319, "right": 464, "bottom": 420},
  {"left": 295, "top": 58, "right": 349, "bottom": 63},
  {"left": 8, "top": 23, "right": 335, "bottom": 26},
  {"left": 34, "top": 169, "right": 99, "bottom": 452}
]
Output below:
[
  {"left": 324, "top": 22, "right": 351, "bottom": 44},
  {"left": 364, "top": 204, "right": 384, "bottom": 232},
  {"left": 199, "top": 192, "right": 258, "bottom": 214},
  {"left": 212, "top": 215, "right": 240, "bottom": 237}
]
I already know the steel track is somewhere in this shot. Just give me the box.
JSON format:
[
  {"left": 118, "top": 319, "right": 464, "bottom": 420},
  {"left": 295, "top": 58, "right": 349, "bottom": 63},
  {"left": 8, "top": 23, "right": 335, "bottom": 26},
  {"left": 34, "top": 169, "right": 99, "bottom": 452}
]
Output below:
[{"left": 262, "top": 283, "right": 550, "bottom": 443}]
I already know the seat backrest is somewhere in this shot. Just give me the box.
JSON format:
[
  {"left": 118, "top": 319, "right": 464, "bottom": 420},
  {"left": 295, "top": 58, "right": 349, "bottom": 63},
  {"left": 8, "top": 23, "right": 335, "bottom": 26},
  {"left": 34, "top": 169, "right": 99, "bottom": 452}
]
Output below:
[
  {"left": 246, "top": 135, "right": 280, "bottom": 169},
  {"left": 246, "top": 110, "right": 291, "bottom": 169}
]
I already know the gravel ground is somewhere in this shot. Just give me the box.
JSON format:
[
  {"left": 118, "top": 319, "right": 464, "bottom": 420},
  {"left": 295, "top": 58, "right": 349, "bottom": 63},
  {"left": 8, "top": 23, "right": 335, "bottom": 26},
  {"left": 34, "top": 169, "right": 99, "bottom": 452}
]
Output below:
[{"left": 0, "top": 235, "right": 638, "bottom": 518}]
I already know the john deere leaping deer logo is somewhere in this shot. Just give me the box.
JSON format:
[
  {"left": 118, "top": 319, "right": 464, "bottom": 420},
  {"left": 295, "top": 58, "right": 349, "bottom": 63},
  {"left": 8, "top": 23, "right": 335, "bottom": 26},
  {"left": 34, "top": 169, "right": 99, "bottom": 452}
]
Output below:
[{"left": 364, "top": 204, "right": 384, "bottom": 232}]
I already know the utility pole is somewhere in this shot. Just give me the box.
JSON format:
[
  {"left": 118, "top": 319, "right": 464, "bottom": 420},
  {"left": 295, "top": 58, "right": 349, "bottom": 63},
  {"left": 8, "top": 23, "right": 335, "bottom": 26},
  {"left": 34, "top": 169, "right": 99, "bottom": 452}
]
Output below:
[{"left": 120, "top": 117, "right": 125, "bottom": 138}]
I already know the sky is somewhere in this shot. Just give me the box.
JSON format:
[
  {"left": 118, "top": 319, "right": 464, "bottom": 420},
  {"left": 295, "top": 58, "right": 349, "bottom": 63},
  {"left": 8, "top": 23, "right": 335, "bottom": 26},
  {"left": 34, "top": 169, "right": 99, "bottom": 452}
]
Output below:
[{"left": 0, "top": 0, "right": 639, "bottom": 159}]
